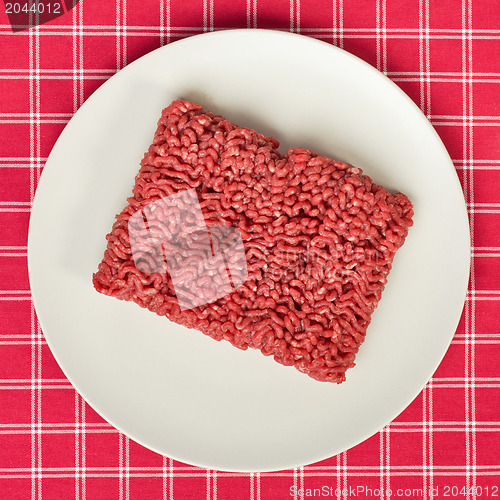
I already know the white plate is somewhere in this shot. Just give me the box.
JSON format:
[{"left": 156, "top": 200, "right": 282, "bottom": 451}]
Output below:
[{"left": 28, "top": 29, "right": 470, "bottom": 472}]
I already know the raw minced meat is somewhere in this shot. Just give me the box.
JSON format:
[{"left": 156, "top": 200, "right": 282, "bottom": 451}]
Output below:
[{"left": 93, "top": 100, "right": 413, "bottom": 383}]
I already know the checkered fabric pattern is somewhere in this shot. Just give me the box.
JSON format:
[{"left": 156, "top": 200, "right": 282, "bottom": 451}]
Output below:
[{"left": 1, "top": 0, "right": 499, "bottom": 498}]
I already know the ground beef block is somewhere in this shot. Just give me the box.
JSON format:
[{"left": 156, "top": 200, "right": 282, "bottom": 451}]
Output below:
[{"left": 93, "top": 100, "right": 414, "bottom": 383}]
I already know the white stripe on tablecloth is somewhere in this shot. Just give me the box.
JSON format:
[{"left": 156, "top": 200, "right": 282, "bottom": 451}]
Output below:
[
  {"left": 162, "top": 456, "right": 167, "bottom": 500},
  {"left": 80, "top": 0, "right": 84, "bottom": 107},
  {"left": 3, "top": 70, "right": 500, "bottom": 83},
  {"left": 462, "top": 1, "right": 476, "bottom": 498},
  {"left": 205, "top": 467, "right": 217, "bottom": 500},
  {"left": 7, "top": 379, "right": 500, "bottom": 388},
  {"left": 169, "top": 457, "right": 174, "bottom": 500},
  {"left": 16, "top": 376, "right": 500, "bottom": 392},
  {"left": 342, "top": 451, "right": 348, "bottom": 500},
  {"left": 202, "top": 0, "right": 207, "bottom": 32},
  {"left": 122, "top": 0, "right": 127, "bottom": 68},
  {"left": 1, "top": 462, "right": 500, "bottom": 472},
  {"left": 378, "top": 1, "right": 391, "bottom": 497},
  {"left": 386, "top": 424, "right": 391, "bottom": 499},
  {"left": 0, "top": 207, "right": 34, "bottom": 211},
  {"left": 3, "top": 24, "right": 500, "bottom": 35},
  {"left": 0, "top": 251, "right": 28, "bottom": 256},
  {"left": 166, "top": 0, "right": 171, "bottom": 43},
  {"left": 425, "top": 0, "right": 435, "bottom": 496},
  {"left": 246, "top": 0, "right": 251, "bottom": 29},
  {"left": 126, "top": 435, "right": 130, "bottom": 500},
  {"left": 160, "top": 0, "right": 164, "bottom": 46},
  {"left": 300, "top": 465, "right": 305, "bottom": 500},
  {"left": 115, "top": 0, "right": 121, "bottom": 71},
  {"left": 338, "top": 0, "right": 343, "bottom": 49},
  {"left": 469, "top": 0, "right": 477, "bottom": 497},
  {"left": 75, "top": 2, "right": 86, "bottom": 496},
  {"left": 419, "top": 3, "right": 427, "bottom": 496},
  {"left": 0, "top": 112, "right": 73, "bottom": 117},
  {"left": 376, "top": 0, "right": 380, "bottom": 71},
  {"left": 214, "top": 468, "right": 218, "bottom": 500},
  {"left": 162, "top": 455, "right": 174, "bottom": 500},
  {"left": 382, "top": 0, "right": 387, "bottom": 75},
  {"left": 206, "top": 468, "right": 210, "bottom": 500},
  {"left": 80, "top": 394, "right": 87, "bottom": 500},
  {"left": 289, "top": 32, "right": 500, "bottom": 41},
  {"left": 246, "top": 0, "right": 257, "bottom": 29},
  {"left": 118, "top": 433, "right": 124, "bottom": 500},
  {"left": 210, "top": 0, "right": 214, "bottom": 32},
  {"left": 334, "top": 453, "right": 340, "bottom": 499},
  {"left": 331, "top": 0, "right": 337, "bottom": 46},
  {"left": 30, "top": 9, "right": 43, "bottom": 500},
  {"left": 425, "top": 0, "right": 431, "bottom": 118},
  {"left": 75, "top": 392, "right": 80, "bottom": 500},
  {"left": 292, "top": 466, "right": 298, "bottom": 500},
  {"left": 384, "top": 1, "right": 391, "bottom": 493},
  {"left": 0, "top": 119, "right": 69, "bottom": 123},
  {"left": 418, "top": 0, "right": 424, "bottom": 114},
  {"left": 6, "top": 377, "right": 500, "bottom": 387},
  {"left": 73, "top": 1, "right": 78, "bottom": 114},
  {"left": 379, "top": 427, "right": 385, "bottom": 500},
  {"left": 0, "top": 24, "right": 497, "bottom": 32},
  {"left": 295, "top": 0, "right": 302, "bottom": 33},
  {"left": 256, "top": 471, "right": 261, "bottom": 500},
  {"left": 117, "top": 433, "right": 130, "bottom": 500},
  {"left": 3, "top": 466, "right": 500, "bottom": 478}
]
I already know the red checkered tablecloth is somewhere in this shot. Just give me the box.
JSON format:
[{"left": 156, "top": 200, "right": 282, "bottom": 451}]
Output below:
[{"left": 1, "top": 0, "right": 499, "bottom": 498}]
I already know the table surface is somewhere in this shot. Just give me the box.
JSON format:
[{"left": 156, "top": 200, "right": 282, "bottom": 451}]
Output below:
[{"left": 1, "top": 0, "right": 499, "bottom": 499}]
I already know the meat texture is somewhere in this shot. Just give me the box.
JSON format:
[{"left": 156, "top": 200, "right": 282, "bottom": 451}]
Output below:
[{"left": 93, "top": 100, "right": 413, "bottom": 383}]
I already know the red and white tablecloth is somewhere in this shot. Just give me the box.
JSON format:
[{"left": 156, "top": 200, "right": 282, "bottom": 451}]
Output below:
[{"left": 1, "top": 0, "right": 499, "bottom": 498}]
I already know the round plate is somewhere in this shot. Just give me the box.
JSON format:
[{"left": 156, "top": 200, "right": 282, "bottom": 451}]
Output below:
[{"left": 28, "top": 29, "right": 470, "bottom": 472}]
